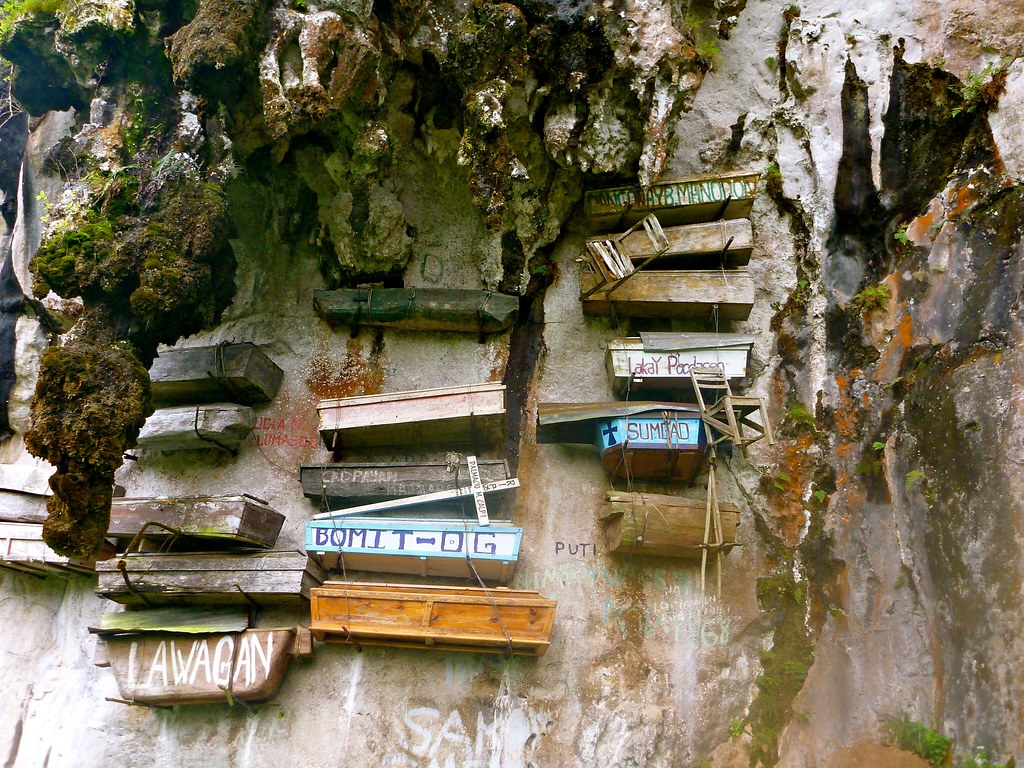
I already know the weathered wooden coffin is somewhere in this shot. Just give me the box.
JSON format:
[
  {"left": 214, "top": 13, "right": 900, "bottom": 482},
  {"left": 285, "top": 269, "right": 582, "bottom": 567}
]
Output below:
[
  {"left": 580, "top": 269, "right": 754, "bottom": 320},
  {"left": 537, "top": 401, "right": 702, "bottom": 444},
  {"left": 96, "top": 551, "right": 325, "bottom": 606},
  {"left": 606, "top": 333, "right": 755, "bottom": 395},
  {"left": 318, "top": 383, "right": 506, "bottom": 451},
  {"left": 96, "top": 628, "right": 307, "bottom": 706},
  {"left": 313, "top": 288, "right": 519, "bottom": 334},
  {"left": 0, "top": 464, "right": 52, "bottom": 523},
  {"left": 0, "top": 522, "right": 102, "bottom": 577},
  {"left": 599, "top": 491, "right": 740, "bottom": 558},
  {"left": 587, "top": 218, "right": 753, "bottom": 268},
  {"left": 150, "top": 342, "right": 284, "bottom": 407},
  {"left": 306, "top": 518, "right": 522, "bottom": 581},
  {"left": 107, "top": 495, "right": 285, "bottom": 549},
  {"left": 310, "top": 582, "right": 556, "bottom": 656},
  {"left": 598, "top": 413, "right": 708, "bottom": 482},
  {"left": 585, "top": 171, "right": 761, "bottom": 230},
  {"left": 136, "top": 404, "right": 255, "bottom": 453}
]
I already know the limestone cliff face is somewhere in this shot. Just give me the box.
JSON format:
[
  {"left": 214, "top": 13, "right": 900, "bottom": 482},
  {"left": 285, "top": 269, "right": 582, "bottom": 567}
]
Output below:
[{"left": 0, "top": 0, "right": 1022, "bottom": 766}]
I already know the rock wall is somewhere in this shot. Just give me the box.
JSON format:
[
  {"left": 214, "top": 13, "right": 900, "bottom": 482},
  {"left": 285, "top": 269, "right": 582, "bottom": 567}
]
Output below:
[{"left": 0, "top": 0, "right": 1022, "bottom": 766}]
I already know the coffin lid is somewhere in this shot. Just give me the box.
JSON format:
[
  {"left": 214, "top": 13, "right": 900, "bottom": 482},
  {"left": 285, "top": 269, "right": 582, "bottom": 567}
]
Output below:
[
  {"left": 89, "top": 606, "right": 251, "bottom": 636},
  {"left": 636, "top": 332, "right": 756, "bottom": 351},
  {"left": 537, "top": 401, "right": 701, "bottom": 444}
]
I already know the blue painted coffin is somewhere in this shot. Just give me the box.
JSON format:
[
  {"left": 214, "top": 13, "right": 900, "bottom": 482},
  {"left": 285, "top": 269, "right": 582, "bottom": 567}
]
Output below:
[
  {"left": 306, "top": 518, "right": 522, "bottom": 582},
  {"left": 596, "top": 415, "right": 708, "bottom": 481}
]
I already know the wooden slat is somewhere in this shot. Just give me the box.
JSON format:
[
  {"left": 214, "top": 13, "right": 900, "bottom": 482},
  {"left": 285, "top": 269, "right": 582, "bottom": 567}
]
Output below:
[
  {"left": 536, "top": 401, "right": 702, "bottom": 445},
  {"left": 313, "top": 288, "right": 519, "bottom": 334},
  {"left": 136, "top": 404, "right": 255, "bottom": 453},
  {"left": 310, "top": 582, "right": 555, "bottom": 656},
  {"left": 95, "top": 551, "right": 325, "bottom": 606},
  {"left": 0, "top": 464, "right": 54, "bottom": 495},
  {"left": 599, "top": 492, "right": 740, "bottom": 558},
  {"left": 150, "top": 342, "right": 284, "bottom": 407},
  {"left": 585, "top": 171, "right": 760, "bottom": 230},
  {"left": 0, "top": 489, "right": 49, "bottom": 524},
  {"left": 89, "top": 607, "right": 251, "bottom": 636},
  {"left": 580, "top": 270, "right": 754, "bottom": 320},
  {"left": 592, "top": 218, "right": 753, "bottom": 267},
  {"left": 299, "top": 460, "right": 510, "bottom": 504},
  {"left": 108, "top": 495, "right": 284, "bottom": 549},
  {"left": 0, "top": 522, "right": 101, "bottom": 576}
]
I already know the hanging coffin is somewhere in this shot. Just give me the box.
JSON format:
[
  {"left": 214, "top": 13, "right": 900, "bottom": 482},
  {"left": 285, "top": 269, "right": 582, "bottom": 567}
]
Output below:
[
  {"left": 107, "top": 495, "right": 285, "bottom": 549},
  {"left": 599, "top": 491, "right": 740, "bottom": 558},
  {"left": 606, "top": 333, "right": 755, "bottom": 395},
  {"left": 94, "top": 625, "right": 311, "bottom": 707},
  {"left": 318, "top": 383, "right": 506, "bottom": 451},
  {"left": 310, "top": 582, "right": 556, "bottom": 656},
  {"left": 313, "top": 288, "right": 519, "bottom": 334},
  {"left": 298, "top": 459, "right": 511, "bottom": 508},
  {"left": 95, "top": 550, "right": 325, "bottom": 607},
  {"left": 585, "top": 171, "right": 761, "bottom": 230},
  {"left": 580, "top": 269, "right": 754, "bottom": 320},
  {"left": 0, "top": 463, "right": 53, "bottom": 524},
  {"left": 306, "top": 518, "right": 522, "bottom": 581},
  {"left": 149, "top": 342, "right": 283, "bottom": 407},
  {"left": 586, "top": 218, "right": 753, "bottom": 269},
  {"left": 136, "top": 404, "right": 255, "bottom": 453},
  {"left": 0, "top": 522, "right": 106, "bottom": 577}
]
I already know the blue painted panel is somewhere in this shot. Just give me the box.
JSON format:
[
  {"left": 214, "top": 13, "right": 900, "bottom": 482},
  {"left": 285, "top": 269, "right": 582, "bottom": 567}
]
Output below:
[
  {"left": 306, "top": 519, "right": 522, "bottom": 562},
  {"left": 596, "top": 416, "right": 704, "bottom": 451}
]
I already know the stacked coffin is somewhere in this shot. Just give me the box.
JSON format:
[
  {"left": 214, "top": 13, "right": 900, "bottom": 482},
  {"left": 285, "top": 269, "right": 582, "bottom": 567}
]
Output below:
[
  {"left": 304, "top": 383, "right": 556, "bottom": 656},
  {"left": 137, "top": 342, "right": 283, "bottom": 454},
  {"left": 580, "top": 171, "right": 760, "bottom": 320},
  {"left": 93, "top": 494, "right": 322, "bottom": 705}
]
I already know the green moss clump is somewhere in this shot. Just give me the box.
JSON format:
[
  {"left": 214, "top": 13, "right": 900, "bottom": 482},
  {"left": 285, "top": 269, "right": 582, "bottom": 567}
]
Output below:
[
  {"left": 24, "top": 339, "right": 152, "bottom": 557},
  {"left": 853, "top": 282, "right": 892, "bottom": 313}
]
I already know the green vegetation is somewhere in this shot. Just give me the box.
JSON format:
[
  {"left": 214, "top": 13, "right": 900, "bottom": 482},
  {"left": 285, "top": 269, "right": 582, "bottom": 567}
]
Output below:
[
  {"left": 728, "top": 718, "right": 746, "bottom": 738},
  {"left": 904, "top": 469, "right": 927, "bottom": 490},
  {"left": 881, "top": 715, "right": 1013, "bottom": 768},
  {"left": 783, "top": 398, "right": 816, "bottom": 433},
  {"left": 0, "top": 0, "right": 66, "bottom": 40},
  {"left": 853, "top": 282, "right": 891, "bottom": 313},
  {"left": 950, "top": 60, "right": 1007, "bottom": 117},
  {"left": 765, "top": 56, "right": 777, "bottom": 71}
]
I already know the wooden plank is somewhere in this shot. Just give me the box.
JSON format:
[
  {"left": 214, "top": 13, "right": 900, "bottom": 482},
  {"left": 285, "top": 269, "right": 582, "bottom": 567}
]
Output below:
[
  {"left": 107, "top": 495, "right": 284, "bottom": 549},
  {"left": 313, "top": 288, "right": 519, "bottom": 334},
  {"left": 299, "top": 460, "right": 511, "bottom": 504},
  {"left": 537, "top": 401, "right": 702, "bottom": 445},
  {"left": 306, "top": 518, "right": 521, "bottom": 582},
  {"left": 580, "top": 269, "right": 754, "bottom": 320},
  {"left": 89, "top": 607, "right": 251, "bottom": 636},
  {"left": 0, "top": 522, "right": 103, "bottom": 577},
  {"left": 310, "top": 582, "right": 556, "bottom": 656},
  {"left": 0, "top": 463, "right": 54, "bottom": 496},
  {"left": 136, "top": 404, "right": 255, "bottom": 453},
  {"left": 599, "top": 491, "right": 740, "bottom": 558},
  {"left": 590, "top": 218, "right": 753, "bottom": 267},
  {"left": 0, "top": 489, "right": 49, "bottom": 524},
  {"left": 318, "top": 384, "right": 506, "bottom": 451},
  {"left": 95, "top": 551, "right": 325, "bottom": 607},
  {"left": 313, "top": 478, "right": 518, "bottom": 520},
  {"left": 606, "top": 334, "right": 753, "bottom": 395},
  {"left": 150, "top": 342, "right": 284, "bottom": 407},
  {"left": 585, "top": 171, "right": 761, "bottom": 230},
  {"left": 99, "top": 628, "right": 297, "bottom": 706}
]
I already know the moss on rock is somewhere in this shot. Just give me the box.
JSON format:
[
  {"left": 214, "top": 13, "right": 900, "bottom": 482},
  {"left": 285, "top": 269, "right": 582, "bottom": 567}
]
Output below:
[{"left": 24, "top": 337, "right": 151, "bottom": 557}]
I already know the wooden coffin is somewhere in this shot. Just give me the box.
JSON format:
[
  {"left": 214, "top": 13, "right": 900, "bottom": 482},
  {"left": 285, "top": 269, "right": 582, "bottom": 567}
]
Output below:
[
  {"left": 585, "top": 171, "right": 760, "bottom": 230},
  {"left": 0, "top": 522, "right": 101, "bottom": 577},
  {"left": 606, "top": 333, "right": 755, "bottom": 395},
  {"left": 96, "top": 551, "right": 325, "bottom": 607},
  {"left": 96, "top": 627, "right": 307, "bottom": 706},
  {"left": 599, "top": 491, "right": 740, "bottom": 558},
  {"left": 587, "top": 218, "right": 753, "bottom": 268},
  {"left": 598, "top": 412, "right": 708, "bottom": 482},
  {"left": 299, "top": 460, "right": 511, "bottom": 507},
  {"left": 137, "top": 404, "right": 255, "bottom": 453},
  {"left": 313, "top": 288, "right": 519, "bottom": 334},
  {"left": 150, "top": 342, "right": 283, "bottom": 407},
  {"left": 0, "top": 464, "right": 52, "bottom": 523},
  {"left": 537, "top": 401, "right": 702, "bottom": 444},
  {"left": 310, "top": 582, "right": 556, "bottom": 656},
  {"left": 107, "top": 495, "right": 285, "bottom": 549},
  {"left": 580, "top": 269, "right": 754, "bottom": 320},
  {"left": 318, "top": 383, "right": 506, "bottom": 451},
  {"left": 306, "top": 518, "right": 521, "bottom": 581}
]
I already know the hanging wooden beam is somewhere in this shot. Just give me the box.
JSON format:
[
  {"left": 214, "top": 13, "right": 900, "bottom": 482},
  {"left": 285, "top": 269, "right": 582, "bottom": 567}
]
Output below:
[{"left": 313, "top": 288, "right": 519, "bottom": 334}]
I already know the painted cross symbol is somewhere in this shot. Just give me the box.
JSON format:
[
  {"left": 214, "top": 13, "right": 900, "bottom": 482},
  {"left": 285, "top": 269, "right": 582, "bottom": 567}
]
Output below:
[{"left": 602, "top": 423, "right": 619, "bottom": 446}]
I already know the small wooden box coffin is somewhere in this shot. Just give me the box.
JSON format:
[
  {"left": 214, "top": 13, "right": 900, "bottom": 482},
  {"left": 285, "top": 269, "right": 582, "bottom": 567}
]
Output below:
[
  {"left": 310, "top": 582, "right": 556, "bottom": 656},
  {"left": 600, "top": 491, "right": 740, "bottom": 558},
  {"left": 299, "top": 460, "right": 511, "bottom": 507},
  {"left": 606, "top": 333, "right": 755, "bottom": 395},
  {"left": 136, "top": 404, "right": 255, "bottom": 453},
  {"left": 94, "top": 624, "right": 309, "bottom": 707},
  {"left": 96, "top": 551, "right": 325, "bottom": 606},
  {"left": 306, "top": 518, "right": 522, "bottom": 581},
  {"left": 318, "top": 383, "right": 506, "bottom": 451},
  {"left": 149, "top": 342, "right": 283, "bottom": 407},
  {"left": 108, "top": 495, "right": 285, "bottom": 549},
  {"left": 0, "top": 463, "right": 53, "bottom": 524},
  {"left": 580, "top": 269, "right": 754, "bottom": 320},
  {"left": 0, "top": 522, "right": 103, "bottom": 577},
  {"left": 313, "top": 288, "right": 519, "bottom": 334},
  {"left": 586, "top": 218, "right": 753, "bottom": 268},
  {"left": 585, "top": 171, "right": 760, "bottom": 230}
]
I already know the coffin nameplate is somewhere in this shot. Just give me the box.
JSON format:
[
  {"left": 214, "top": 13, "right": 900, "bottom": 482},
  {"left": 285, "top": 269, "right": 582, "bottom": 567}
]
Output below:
[
  {"left": 595, "top": 416, "right": 704, "bottom": 451},
  {"left": 606, "top": 336, "right": 753, "bottom": 394}
]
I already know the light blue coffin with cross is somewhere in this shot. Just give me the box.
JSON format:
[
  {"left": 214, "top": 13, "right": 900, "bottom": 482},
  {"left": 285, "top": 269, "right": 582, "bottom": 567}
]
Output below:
[
  {"left": 595, "top": 415, "right": 705, "bottom": 451},
  {"left": 306, "top": 518, "right": 522, "bottom": 583}
]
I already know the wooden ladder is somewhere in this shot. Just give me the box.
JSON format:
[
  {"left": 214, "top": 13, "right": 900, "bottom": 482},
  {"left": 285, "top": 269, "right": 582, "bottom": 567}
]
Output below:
[
  {"left": 581, "top": 214, "right": 670, "bottom": 298},
  {"left": 701, "top": 446, "right": 725, "bottom": 602},
  {"left": 690, "top": 365, "right": 775, "bottom": 457}
]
